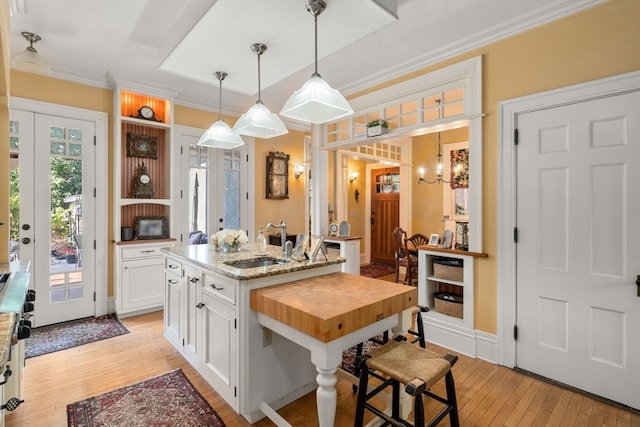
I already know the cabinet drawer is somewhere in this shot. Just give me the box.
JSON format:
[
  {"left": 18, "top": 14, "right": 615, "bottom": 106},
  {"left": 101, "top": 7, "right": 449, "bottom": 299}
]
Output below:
[
  {"left": 165, "top": 257, "right": 183, "bottom": 277},
  {"left": 121, "top": 246, "right": 163, "bottom": 259},
  {"left": 203, "top": 273, "right": 236, "bottom": 305}
]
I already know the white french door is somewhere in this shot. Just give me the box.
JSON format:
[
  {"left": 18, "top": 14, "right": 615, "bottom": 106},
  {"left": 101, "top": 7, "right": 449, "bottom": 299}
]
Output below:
[
  {"left": 515, "top": 91, "right": 640, "bottom": 409},
  {"left": 10, "top": 109, "right": 98, "bottom": 326},
  {"left": 175, "top": 126, "right": 250, "bottom": 245}
]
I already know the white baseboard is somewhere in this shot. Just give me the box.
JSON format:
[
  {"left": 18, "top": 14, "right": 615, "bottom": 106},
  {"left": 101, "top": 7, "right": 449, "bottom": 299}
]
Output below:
[{"left": 422, "top": 316, "right": 500, "bottom": 364}]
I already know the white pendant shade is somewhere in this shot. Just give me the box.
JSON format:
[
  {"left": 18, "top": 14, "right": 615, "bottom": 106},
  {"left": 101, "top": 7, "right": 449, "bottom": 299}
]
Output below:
[
  {"left": 280, "top": 76, "right": 353, "bottom": 124},
  {"left": 197, "top": 118, "right": 245, "bottom": 149},
  {"left": 232, "top": 101, "right": 288, "bottom": 138},
  {"left": 12, "top": 32, "right": 50, "bottom": 76}
]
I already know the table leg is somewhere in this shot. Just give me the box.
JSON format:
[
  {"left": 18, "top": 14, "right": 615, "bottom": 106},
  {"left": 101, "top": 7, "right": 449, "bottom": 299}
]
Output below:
[{"left": 316, "top": 366, "right": 338, "bottom": 427}]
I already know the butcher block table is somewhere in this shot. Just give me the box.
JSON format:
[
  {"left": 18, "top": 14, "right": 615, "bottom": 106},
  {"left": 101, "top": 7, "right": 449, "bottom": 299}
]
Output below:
[{"left": 251, "top": 272, "right": 417, "bottom": 427}]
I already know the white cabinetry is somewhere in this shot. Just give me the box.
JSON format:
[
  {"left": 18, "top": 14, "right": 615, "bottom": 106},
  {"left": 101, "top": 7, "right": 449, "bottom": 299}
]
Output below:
[
  {"left": 183, "top": 264, "right": 202, "bottom": 364},
  {"left": 323, "top": 236, "right": 361, "bottom": 275},
  {"left": 117, "top": 242, "right": 167, "bottom": 316},
  {"left": 109, "top": 77, "right": 177, "bottom": 317},
  {"left": 164, "top": 256, "right": 183, "bottom": 348},
  {"left": 200, "top": 271, "right": 238, "bottom": 407},
  {"left": 418, "top": 248, "right": 486, "bottom": 356}
]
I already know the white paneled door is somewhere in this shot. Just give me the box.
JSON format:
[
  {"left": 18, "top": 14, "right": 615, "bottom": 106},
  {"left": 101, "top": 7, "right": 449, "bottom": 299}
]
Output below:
[{"left": 516, "top": 91, "right": 640, "bottom": 409}]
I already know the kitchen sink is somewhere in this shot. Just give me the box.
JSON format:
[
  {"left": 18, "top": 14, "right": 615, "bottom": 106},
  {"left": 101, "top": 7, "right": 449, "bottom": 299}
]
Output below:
[{"left": 224, "top": 257, "right": 287, "bottom": 269}]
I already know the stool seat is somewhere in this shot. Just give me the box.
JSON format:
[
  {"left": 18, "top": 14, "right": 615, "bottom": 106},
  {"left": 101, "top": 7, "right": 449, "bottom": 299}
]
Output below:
[
  {"left": 354, "top": 338, "right": 460, "bottom": 427},
  {"left": 366, "top": 341, "right": 451, "bottom": 389}
]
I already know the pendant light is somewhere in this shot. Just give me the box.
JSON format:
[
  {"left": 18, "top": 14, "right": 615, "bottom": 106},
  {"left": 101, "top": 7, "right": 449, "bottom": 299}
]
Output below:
[
  {"left": 12, "top": 31, "right": 51, "bottom": 76},
  {"left": 418, "top": 132, "right": 451, "bottom": 185},
  {"left": 280, "top": 0, "right": 353, "bottom": 124},
  {"left": 197, "top": 71, "right": 245, "bottom": 149},
  {"left": 232, "top": 43, "right": 288, "bottom": 138}
]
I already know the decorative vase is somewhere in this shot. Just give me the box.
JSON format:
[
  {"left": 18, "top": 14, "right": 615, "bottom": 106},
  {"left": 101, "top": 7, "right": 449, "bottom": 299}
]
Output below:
[
  {"left": 366, "top": 125, "right": 387, "bottom": 137},
  {"left": 219, "top": 242, "right": 241, "bottom": 253}
]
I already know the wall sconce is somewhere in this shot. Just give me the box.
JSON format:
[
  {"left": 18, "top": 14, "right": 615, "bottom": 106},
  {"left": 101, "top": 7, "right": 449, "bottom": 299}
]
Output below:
[
  {"left": 294, "top": 164, "right": 305, "bottom": 179},
  {"left": 349, "top": 171, "right": 359, "bottom": 183}
]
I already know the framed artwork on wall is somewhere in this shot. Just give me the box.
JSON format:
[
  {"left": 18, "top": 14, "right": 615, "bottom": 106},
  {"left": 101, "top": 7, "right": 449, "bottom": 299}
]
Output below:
[{"left": 266, "top": 151, "right": 289, "bottom": 199}]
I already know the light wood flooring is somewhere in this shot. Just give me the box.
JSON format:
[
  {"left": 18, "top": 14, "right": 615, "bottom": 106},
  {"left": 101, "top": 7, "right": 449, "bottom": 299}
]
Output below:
[{"left": 6, "top": 282, "right": 640, "bottom": 426}]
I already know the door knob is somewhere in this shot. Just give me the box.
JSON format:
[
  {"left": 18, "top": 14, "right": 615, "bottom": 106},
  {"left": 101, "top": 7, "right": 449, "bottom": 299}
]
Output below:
[{"left": 21, "top": 237, "right": 31, "bottom": 245}]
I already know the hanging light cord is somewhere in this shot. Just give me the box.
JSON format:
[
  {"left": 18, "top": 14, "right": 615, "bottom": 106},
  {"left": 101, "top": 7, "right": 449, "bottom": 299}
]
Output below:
[
  {"left": 256, "top": 46, "right": 263, "bottom": 103},
  {"left": 214, "top": 71, "right": 227, "bottom": 120},
  {"left": 306, "top": 0, "right": 326, "bottom": 78}
]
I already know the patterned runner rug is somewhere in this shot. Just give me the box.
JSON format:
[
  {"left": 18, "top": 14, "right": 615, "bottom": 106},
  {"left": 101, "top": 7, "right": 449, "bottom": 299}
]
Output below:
[
  {"left": 360, "top": 263, "right": 395, "bottom": 278},
  {"left": 67, "top": 369, "right": 226, "bottom": 427},
  {"left": 26, "top": 314, "right": 129, "bottom": 359}
]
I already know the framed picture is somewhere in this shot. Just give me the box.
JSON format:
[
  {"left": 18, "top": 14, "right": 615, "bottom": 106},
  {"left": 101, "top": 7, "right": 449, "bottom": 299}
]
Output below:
[
  {"left": 134, "top": 216, "right": 168, "bottom": 240},
  {"left": 126, "top": 132, "right": 158, "bottom": 159},
  {"left": 266, "top": 151, "right": 289, "bottom": 199},
  {"left": 439, "top": 229, "right": 453, "bottom": 249},
  {"left": 428, "top": 233, "right": 439, "bottom": 247}
]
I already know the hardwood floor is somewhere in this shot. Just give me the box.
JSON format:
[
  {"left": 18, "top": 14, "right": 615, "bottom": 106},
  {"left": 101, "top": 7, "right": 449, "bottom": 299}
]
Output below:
[{"left": 6, "top": 307, "right": 639, "bottom": 426}]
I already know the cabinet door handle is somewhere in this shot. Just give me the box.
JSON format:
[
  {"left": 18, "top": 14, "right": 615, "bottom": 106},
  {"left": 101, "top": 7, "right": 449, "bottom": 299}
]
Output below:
[
  {"left": 141, "top": 250, "right": 155, "bottom": 254},
  {"left": 167, "top": 279, "right": 177, "bottom": 284},
  {"left": 196, "top": 302, "right": 205, "bottom": 309},
  {"left": 210, "top": 284, "right": 224, "bottom": 291},
  {"left": 190, "top": 277, "right": 199, "bottom": 283}
]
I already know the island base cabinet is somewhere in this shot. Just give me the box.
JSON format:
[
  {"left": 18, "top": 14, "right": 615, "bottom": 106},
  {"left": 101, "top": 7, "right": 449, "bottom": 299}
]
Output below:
[
  {"left": 199, "top": 290, "right": 237, "bottom": 408},
  {"left": 183, "top": 265, "right": 202, "bottom": 365},
  {"left": 164, "top": 274, "right": 182, "bottom": 348}
]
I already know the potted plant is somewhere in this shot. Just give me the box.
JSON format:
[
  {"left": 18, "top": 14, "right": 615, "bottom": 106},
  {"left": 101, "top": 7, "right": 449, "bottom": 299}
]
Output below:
[
  {"left": 366, "top": 119, "right": 389, "bottom": 137},
  {"left": 64, "top": 247, "right": 77, "bottom": 264}
]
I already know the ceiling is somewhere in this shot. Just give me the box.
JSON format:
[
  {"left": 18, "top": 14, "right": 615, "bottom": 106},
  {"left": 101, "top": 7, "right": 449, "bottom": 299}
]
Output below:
[{"left": 9, "top": 0, "right": 602, "bottom": 129}]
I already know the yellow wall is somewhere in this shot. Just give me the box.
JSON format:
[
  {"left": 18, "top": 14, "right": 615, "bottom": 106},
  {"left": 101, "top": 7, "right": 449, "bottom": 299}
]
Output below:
[
  {"left": 253, "top": 130, "right": 308, "bottom": 239},
  {"left": 411, "top": 128, "right": 469, "bottom": 238},
  {"left": 2, "top": 0, "right": 639, "bottom": 334},
  {"left": 346, "top": 158, "right": 366, "bottom": 250}
]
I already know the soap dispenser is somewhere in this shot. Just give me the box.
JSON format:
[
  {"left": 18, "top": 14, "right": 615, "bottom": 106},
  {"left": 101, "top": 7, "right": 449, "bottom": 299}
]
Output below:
[{"left": 256, "top": 226, "right": 267, "bottom": 253}]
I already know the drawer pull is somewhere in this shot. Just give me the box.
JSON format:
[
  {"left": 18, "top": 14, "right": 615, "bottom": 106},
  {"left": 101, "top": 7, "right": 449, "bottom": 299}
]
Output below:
[
  {"left": 210, "top": 284, "right": 224, "bottom": 291},
  {"left": 167, "top": 279, "right": 178, "bottom": 284},
  {"left": 190, "top": 277, "right": 200, "bottom": 283},
  {"left": 196, "top": 302, "right": 205, "bottom": 309},
  {"left": 141, "top": 250, "right": 156, "bottom": 254},
  {"left": 168, "top": 264, "right": 179, "bottom": 269},
  {"left": 0, "top": 365, "right": 11, "bottom": 386}
]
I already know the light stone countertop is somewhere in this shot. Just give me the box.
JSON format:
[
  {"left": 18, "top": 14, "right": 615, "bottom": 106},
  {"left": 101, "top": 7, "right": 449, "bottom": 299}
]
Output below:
[{"left": 161, "top": 242, "right": 345, "bottom": 281}]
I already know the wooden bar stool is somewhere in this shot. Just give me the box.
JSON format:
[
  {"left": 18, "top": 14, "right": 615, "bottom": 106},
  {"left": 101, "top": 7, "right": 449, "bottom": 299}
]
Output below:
[{"left": 354, "top": 337, "right": 459, "bottom": 427}]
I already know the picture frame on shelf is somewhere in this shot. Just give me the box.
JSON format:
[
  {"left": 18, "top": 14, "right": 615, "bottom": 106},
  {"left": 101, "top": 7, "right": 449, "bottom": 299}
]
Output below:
[
  {"left": 428, "top": 233, "right": 439, "bottom": 246},
  {"left": 134, "top": 216, "right": 168, "bottom": 240}
]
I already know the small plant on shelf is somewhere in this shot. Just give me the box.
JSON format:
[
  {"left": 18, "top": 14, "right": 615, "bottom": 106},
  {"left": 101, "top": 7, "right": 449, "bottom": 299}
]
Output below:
[
  {"left": 366, "top": 119, "right": 388, "bottom": 128},
  {"left": 366, "top": 119, "right": 389, "bottom": 137}
]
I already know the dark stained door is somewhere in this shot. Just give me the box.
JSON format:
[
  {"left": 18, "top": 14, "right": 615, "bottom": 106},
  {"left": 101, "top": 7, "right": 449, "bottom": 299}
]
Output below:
[{"left": 370, "top": 168, "right": 399, "bottom": 265}]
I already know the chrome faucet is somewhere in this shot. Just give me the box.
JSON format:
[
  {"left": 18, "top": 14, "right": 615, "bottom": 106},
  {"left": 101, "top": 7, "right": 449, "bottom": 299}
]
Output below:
[{"left": 266, "top": 220, "right": 287, "bottom": 256}]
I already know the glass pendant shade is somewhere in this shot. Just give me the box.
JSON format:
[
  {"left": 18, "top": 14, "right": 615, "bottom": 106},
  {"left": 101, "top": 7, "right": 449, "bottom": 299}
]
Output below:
[
  {"left": 12, "top": 32, "right": 50, "bottom": 76},
  {"left": 280, "top": 75, "right": 353, "bottom": 124},
  {"left": 232, "top": 43, "right": 288, "bottom": 138},
  {"left": 280, "top": 1, "right": 353, "bottom": 124},
  {"left": 198, "top": 118, "right": 245, "bottom": 149},
  {"left": 232, "top": 101, "right": 288, "bottom": 138},
  {"left": 197, "top": 71, "right": 245, "bottom": 149}
]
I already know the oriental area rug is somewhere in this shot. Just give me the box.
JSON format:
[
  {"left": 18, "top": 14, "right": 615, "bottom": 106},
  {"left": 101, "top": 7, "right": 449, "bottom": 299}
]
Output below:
[
  {"left": 359, "top": 263, "right": 395, "bottom": 278},
  {"left": 25, "top": 314, "right": 129, "bottom": 359},
  {"left": 67, "top": 369, "right": 226, "bottom": 427}
]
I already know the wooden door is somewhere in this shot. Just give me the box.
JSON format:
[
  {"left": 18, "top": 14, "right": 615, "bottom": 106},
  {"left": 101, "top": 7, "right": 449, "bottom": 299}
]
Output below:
[
  {"left": 516, "top": 91, "right": 640, "bottom": 409},
  {"left": 370, "top": 168, "right": 400, "bottom": 265}
]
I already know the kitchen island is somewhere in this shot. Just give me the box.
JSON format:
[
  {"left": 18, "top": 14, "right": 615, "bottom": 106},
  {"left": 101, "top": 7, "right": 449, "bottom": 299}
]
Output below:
[{"left": 162, "top": 243, "right": 416, "bottom": 426}]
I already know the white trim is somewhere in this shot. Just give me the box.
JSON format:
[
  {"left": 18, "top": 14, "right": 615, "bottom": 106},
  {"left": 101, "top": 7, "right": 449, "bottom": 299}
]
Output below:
[
  {"left": 9, "top": 97, "right": 109, "bottom": 317},
  {"left": 497, "top": 70, "right": 640, "bottom": 368}
]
